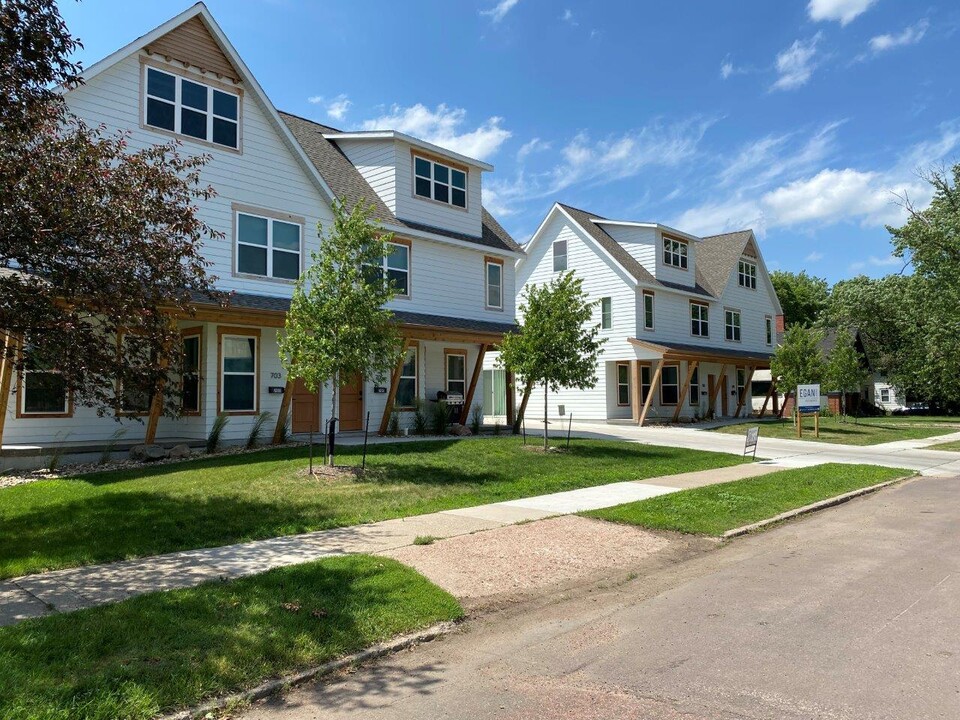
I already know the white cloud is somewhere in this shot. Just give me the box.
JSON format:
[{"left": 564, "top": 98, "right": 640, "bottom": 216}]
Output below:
[
  {"left": 361, "top": 103, "right": 511, "bottom": 160},
  {"left": 772, "top": 33, "right": 822, "bottom": 91},
  {"left": 720, "top": 61, "right": 734, "bottom": 80},
  {"left": 869, "top": 19, "right": 929, "bottom": 53},
  {"left": 307, "top": 93, "right": 353, "bottom": 122},
  {"left": 808, "top": 0, "right": 877, "bottom": 26},
  {"left": 480, "top": 0, "right": 520, "bottom": 23},
  {"left": 560, "top": 9, "right": 577, "bottom": 26},
  {"left": 517, "top": 137, "right": 550, "bottom": 161},
  {"left": 805, "top": 251, "right": 824, "bottom": 262},
  {"left": 850, "top": 254, "right": 904, "bottom": 272}
]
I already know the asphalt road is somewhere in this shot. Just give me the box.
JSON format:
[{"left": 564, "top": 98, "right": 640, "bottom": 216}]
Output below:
[{"left": 245, "top": 475, "right": 960, "bottom": 720}]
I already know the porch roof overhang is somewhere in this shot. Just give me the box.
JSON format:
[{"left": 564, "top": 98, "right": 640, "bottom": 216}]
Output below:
[
  {"left": 180, "top": 292, "right": 516, "bottom": 343},
  {"left": 628, "top": 337, "right": 773, "bottom": 367}
]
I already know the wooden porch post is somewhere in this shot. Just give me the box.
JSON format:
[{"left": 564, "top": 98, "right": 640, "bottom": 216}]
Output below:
[
  {"left": 378, "top": 339, "right": 412, "bottom": 436},
  {"left": 759, "top": 378, "right": 777, "bottom": 418},
  {"left": 144, "top": 353, "right": 171, "bottom": 445},
  {"left": 734, "top": 366, "right": 755, "bottom": 418},
  {"left": 630, "top": 360, "right": 642, "bottom": 424},
  {"left": 708, "top": 364, "right": 728, "bottom": 417},
  {"left": 672, "top": 361, "right": 699, "bottom": 422},
  {"left": 778, "top": 390, "right": 791, "bottom": 419},
  {"left": 459, "top": 343, "right": 488, "bottom": 424},
  {"left": 513, "top": 378, "right": 533, "bottom": 434},
  {"left": 272, "top": 380, "right": 294, "bottom": 443},
  {"left": 505, "top": 369, "right": 516, "bottom": 427},
  {"left": 638, "top": 359, "right": 664, "bottom": 427},
  {"left": 0, "top": 332, "right": 15, "bottom": 448}
]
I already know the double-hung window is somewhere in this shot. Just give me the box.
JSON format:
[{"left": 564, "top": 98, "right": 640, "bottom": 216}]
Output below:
[
  {"left": 486, "top": 258, "right": 503, "bottom": 309},
  {"left": 663, "top": 236, "right": 688, "bottom": 269},
  {"left": 642, "top": 290, "right": 655, "bottom": 331},
  {"left": 144, "top": 66, "right": 239, "bottom": 149},
  {"left": 616, "top": 362, "right": 630, "bottom": 406},
  {"left": 396, "top": 345, "right": 418, "bottom": 408},
  {"left": 553, "top": 240, "right": 567, "bottom": 271},
  {"left": 600, "top": 297, "right": 612, "bottom": 329},
  {"left": 365, "top": 241, "right": 411, "bottom": 296},
  {"left": 19, "top": 344, "right": 69, "bottom": 416},
  {"left": 118, "top": 335, "right": 153, "bottom": 415},
  {"left": 182, "top": 332, "right": 201, "bottom": 414},
  {"left": 446, "top": 351, "right": 466, "bottom": 397},
  {"left": 690, "top": 302, "right": 709, "bottom": 337},
  {"left": 221, "top": 332, "right": 258, "bottom": 413},
  {"left": 725, "top": 309, "right": 742, "bottom": 342},
  {"left": 660, "top": 365, "right": 680, "bottom": 405},
  {"left": 414, "top": 156, "right": 467, "bottom": 208},
  {"left": 236, "top": 211, "right": 302, "bottom": 281},
  {"left": 738, "top": 260, "right": 757, "bottom": 289}
]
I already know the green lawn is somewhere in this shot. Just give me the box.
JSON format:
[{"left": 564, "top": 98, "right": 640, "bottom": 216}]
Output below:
[
  {"left": 584, "top": 464, "right": 910, "bottom": 536},
  {"left": 0, "top": 437, "right": 745, "bottom": 579},
  {"left": 0, "top": 555, "right": 462, "bottom": 720},
  {"left": 929, "top": 439, "right": 960, "bottom": 451},
  {"left": 712, "top": 415, "right": 960, "bottom": 446}
]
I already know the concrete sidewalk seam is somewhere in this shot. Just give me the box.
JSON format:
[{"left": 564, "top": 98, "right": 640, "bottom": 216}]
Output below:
[
  {"left": 722, "top": 477, "right": 912, "bottom": 538},
  {"left": 158, "top": 620, "right": 461, "bottom": 720}
]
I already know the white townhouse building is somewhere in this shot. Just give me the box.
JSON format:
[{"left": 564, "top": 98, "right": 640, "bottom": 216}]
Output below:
[
  {"left": 504, "top": 203, "right": 783, "bottom": 425},
  {"left": 0, "top": 3, "right": 523, "bottom": 456}
]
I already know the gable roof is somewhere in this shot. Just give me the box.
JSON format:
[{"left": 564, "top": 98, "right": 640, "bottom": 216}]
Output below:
[
  {"left": 696, "top": 230, "right": 754, "bottom": 297},
  {"left": 279, "top": 112, "right": 523, "bottom": 255}
]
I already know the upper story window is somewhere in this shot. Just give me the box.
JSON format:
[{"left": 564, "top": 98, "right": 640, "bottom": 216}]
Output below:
[
  {"left": 765, "top": 315, "right": 773, "bottom": 345},
  {"left": 690, "top": 301, "right": 709, "bottom": 337},
  {"left": 738, "top": 259, "right": 757, "bottom": 289},
  {"left": 485, "top": 258, "right": 504, "bottom": 310},
  {"left": 553, "top": 240, "right": 567, "bottom": 272},
  {"left": 725, "top": 309, "right": 742, "bottom": 342},
  {"left": 642, "top": 290, "right": 655, "bottom": 331},
  {"left": 144, "top": 66, "right": 239, "bottom": 149},
  {"left": 600, "top": 297, "right": 612, "bottom": 329},
  {"left": 414, "top": 155, "right": 467, "bottom": 208},
  {"left": 236, "top": 210, "right": 302, "bottom": 281},
  {"left": 663, "top": 236, "right": 688, "bottom": 269},
  {"left": 364, "top": 241, "right": 411, "bottom": 297}
]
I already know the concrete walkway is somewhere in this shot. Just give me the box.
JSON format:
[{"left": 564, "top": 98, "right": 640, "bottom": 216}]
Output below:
[{"left": 0, "top": 462, "right": 779, "bottom": 627}]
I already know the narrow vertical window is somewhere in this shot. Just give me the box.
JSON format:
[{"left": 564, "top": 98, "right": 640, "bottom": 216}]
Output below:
[
  {"left": 689, "top": 366, "right": 700, "bottom": 406},
  {"left": 446, "top": 351, "right": 466, "bottom": 397},
  {"left": 765, "top": 315, "right": 773, "bottom": 345},
  {"left": 182, "top": 333, "right": 201, "bottom": 414},
  {"left": 396, "top": 346, "right": 418, "bottom": 407},
  {"left": 643, "top": 290, "right": 655, "bottom": 330},
  {"left": 600, "top": 297, "right": 612, "bottom": 329},
  {"left": 553, "top": 240, "right": 567, "bottom": 271},
  {"left": 486, "top": 259, "right": 503, "bottom": 309}
]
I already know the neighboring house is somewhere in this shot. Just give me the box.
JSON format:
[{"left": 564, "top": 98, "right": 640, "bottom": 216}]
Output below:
[
  {"left": 0, "top": 3, "right": 522, "bottom": 455},
  {"left": 493, "top": 203, "right": 782, "bottom": 425}
]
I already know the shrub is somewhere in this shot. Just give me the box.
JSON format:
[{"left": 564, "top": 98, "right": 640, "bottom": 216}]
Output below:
[
  {"left": 98, "top": 428, "right": 126, "bottom": 465},
  {"left": 431, "top": 399, "right": 450, "bottom": 436},
  {"left": 413, "top": 398, "right": 428, "bottom": 436},
  {"left": 246, "top": 411, "right": 273, "bottom": 450},
  {"left": 469, "top": 403, "right": 483, "bottom": 435},
  {"left": 206, "top": 414, "right": 229, "bottom": 454}
]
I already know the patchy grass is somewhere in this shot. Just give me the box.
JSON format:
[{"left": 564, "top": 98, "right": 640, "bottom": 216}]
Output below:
[
  {"left": 928, "top": 439, "right": 960, "bottom": 451},
  {"left": 413, "top": 535, "right": 440, "bottom": 546},
  {"left": 713, "top": 415, "right": 960, "bottom": 446},
  {"left": 0, "top": 555, "right": 461, "bottom": 720},
  {"left": 584, "top": 464, "right": 910, "bottom": 536},
  {"left": 0, "top": 437, "right": 745, "bottom": 579}
]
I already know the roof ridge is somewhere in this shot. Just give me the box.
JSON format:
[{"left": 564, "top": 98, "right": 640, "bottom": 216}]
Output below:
[{"left": 556, "top": 202, "right": 608, "bottom": 221}]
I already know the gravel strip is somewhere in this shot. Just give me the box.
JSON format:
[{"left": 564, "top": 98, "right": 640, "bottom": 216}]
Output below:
[{"left": 384, "top": 516, "right": 671, "bottom": 603}]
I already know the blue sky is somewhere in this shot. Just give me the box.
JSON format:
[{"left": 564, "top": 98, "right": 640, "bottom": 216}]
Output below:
[{"left": 61, "top": 0, "right": 959, "bottom": 283}]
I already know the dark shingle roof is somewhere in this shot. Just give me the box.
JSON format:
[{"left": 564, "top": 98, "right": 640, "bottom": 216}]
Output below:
[
  {"left": 278, "top": 111, "right": 523, "bottom": 255},
  {"left": 633, "top": 338, "right": 774, "bottom": 362},
  {"left": 696, "top": 230, "right": 754, "bottom": 297}
]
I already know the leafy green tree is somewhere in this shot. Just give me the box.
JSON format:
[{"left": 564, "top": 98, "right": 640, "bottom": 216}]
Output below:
[
  {"left": 279, "top": 200, "right": 404, "bottom": 464},
  {"left": 771, "top": 324, "right": 825, "bottom": 420},
  {"left": 825, "top": 330, "right": 869, "bottom": 419},
  {"left": 1, "top": 0, "right": 219, "bottom": 416},
  {"left": 770, "top": 270, "right": 829, "bottom": 328},
  {"left": 498, "top": 273, "right": 605, "bottom": 449}
]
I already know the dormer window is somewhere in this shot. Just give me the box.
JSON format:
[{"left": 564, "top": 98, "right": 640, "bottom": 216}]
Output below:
[
  {"left": 663, "top": 236, "right": 688, "bottom": 269},
  {"left": 414, "top": 155, "right": 467, "bottom": 208},
  {"left": 144, "top": 66, "right": 239, "bottom": 149},
  {"left": 738, "top": 260, "right": 757, "bottom": 289}
]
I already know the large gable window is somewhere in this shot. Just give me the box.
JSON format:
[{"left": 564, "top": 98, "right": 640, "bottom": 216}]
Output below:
[
  {"left": 663, "top": 236, "right": 688, "bottom": 269},
  {"left": 144, "top": 66, "right": 239, "bottom": 149},
  {"left": 414, "top": 155, "right": 467, "bottom": 208},
  {"left": 738, "top": 260, "right": 757, "bottom": 289},
  {"left": 236, "top": 210, "right": 302, "bottom": 281}
]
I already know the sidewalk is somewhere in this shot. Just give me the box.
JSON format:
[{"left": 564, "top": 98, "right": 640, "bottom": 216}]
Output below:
[{"left": 0, "top": 462, "right": 780, "bottom": 627}]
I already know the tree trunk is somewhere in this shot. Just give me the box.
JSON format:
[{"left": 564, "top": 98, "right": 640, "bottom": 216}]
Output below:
[
  {"left": 329, "top": 370, "right": 339, "bottom": 467},
  {"left": 543, "top": 382, "right": 549, "bottom": 450}
]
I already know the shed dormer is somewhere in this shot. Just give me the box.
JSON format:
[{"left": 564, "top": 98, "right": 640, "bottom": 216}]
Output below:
[{"left": 323, "top": 131, "right": 490, "bottom": 238}]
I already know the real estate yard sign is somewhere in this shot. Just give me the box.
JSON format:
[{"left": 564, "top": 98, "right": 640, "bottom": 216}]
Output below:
[{"left": 796, "top": 384, "right": 821, "bottom": 438}]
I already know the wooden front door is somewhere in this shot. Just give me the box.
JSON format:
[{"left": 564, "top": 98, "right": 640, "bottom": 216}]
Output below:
[
  {"left": 291, "top": 378, "right": 319, "bottom": 434},
  {"left": 339, "top": 373, "right": 363, "bottom": 431}
]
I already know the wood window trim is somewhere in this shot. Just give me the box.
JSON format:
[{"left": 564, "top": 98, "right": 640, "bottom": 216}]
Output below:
[
  {"left": 181, "top": 326, "right": 203, "bottom": 417},
  {"left": 738, "top": 259, "right": 758, "bottom": 290},
  {"left": 659, "top": 363, "right": 681, "bottom": 406},
  {"left": 690, "top": 300, "right": 710, "bottom": 338},
  {"left": 485, "top": 256, "right": 505, "bottom": 311},
  {"left": 616, "top": 361, "right": 631, "bottom": 407},
  {"left": 642, "top": 290, "right": 655, "bottom": 331},
  {"left": 232, "top": 204, "right": 305, "bottom": 285},
  {"left": 396, "top": 341, "right": 419, "bottom": 411},
  {"left": 443, "top": 348, "right": 468, "bottom": 397},
  {"left": 411, "top": 149, "right": 469, "bottom": 212},
  {"left": 15, "top": 346, "right": 73, "bottom": 419},
  {"left": 138, "top": 55, "right": 244, "bottom": 155},
  {"left": 386, "top": 236, "right": 413, "bottom": 300},
  {"left": 216, "top": 326, "right": 261, "bottom": 416},
  {"left": 662, "top": 233, "right": 690, "bottom": 271}
]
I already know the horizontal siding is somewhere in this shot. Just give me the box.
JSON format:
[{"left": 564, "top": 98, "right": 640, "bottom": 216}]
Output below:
[
  {"left": 602, "top": 225, "right": 657, "bottom": 276},
  {"left": 336, "top": 139, "right": 398, "bottom": 213}
]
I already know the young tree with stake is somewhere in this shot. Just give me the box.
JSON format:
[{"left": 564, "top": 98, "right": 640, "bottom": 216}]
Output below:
[
  {"left": 498, "top": 273, "right": 605, "bottom": 450},
  {"left": 279, "top": 200, "right": 404, "bottom": 466}
]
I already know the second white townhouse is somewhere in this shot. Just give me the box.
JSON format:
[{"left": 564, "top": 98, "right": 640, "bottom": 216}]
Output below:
[
  {"left": 0, "top": 3, "right": 524, "bottom": 456},
  {"left": 507, "top": 202, "right": 783, "bottom": 425}
]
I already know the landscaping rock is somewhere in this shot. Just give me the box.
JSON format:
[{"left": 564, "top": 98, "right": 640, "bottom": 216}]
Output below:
[
  {"left": 168, "top": 444, "right": 193, "bottom": 460},
  {"left": 129, "top": 444, "right": 169, "bottom": 462},
  {"left": 449, "top": 424, "right": 473, "bottom": 437}
]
